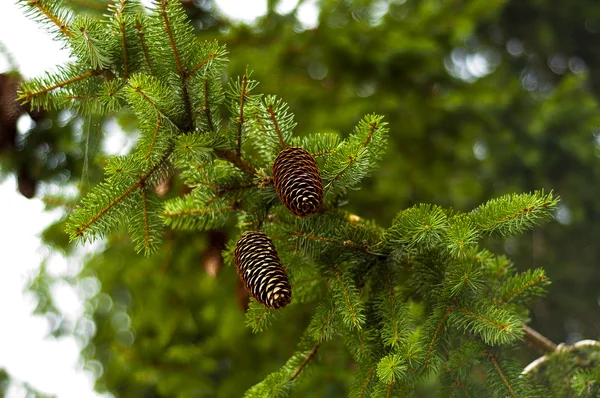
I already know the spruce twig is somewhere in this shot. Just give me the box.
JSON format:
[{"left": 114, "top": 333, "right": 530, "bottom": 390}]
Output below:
[
  {"left": 290, "top": 344, "right": 320, "bottom": 381},
  {"left": 135, "top": 16, "right": 154, "bottom": 75},
  {"left": 236, "top": 74, "right": 248, "bottom": 155},
  {"left": 26, "top": 0, "right": 74, "bottom": 38},
  {"left": 267, "top": 104, "right": 286, "bottom": 149},
  {"left": 484, "top": 349, "right": 517, "bottom": 398}
]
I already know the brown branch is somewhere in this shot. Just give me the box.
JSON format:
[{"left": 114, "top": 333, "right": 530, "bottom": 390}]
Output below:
[
  {"left": 290, "top": 231, "right": 375, "bottom": 255},
  {"left": 21, "top": 69, "right": 99, "bottom": 102},
  {"left": 29, "top": 0, "right": 73, "bottom": 38},
  {"left": 189, "top": 52, "right": 217, "bottom": 75},
  {"left": 523, "top": 325, "right": 557, "bottom": 355},
  {"left": 290, "top": 344, "right": 320, "bottom": 381},
  {"left": 74, "top": 148, "right": 172, "bottom": 237},
  {"left": 118, "top": 2, "right": 129, "bottom": 78},
  {"left": 364, "top": 122, "right": 378, "bottom": 146},
  {"left": 236, "top": 74, "right": 248, "bottom": 155},
  {"left": 135, "top": 17, "right": 154, "bottom": 76},
  {"left": 141, "top": 188, "right": 150, "bottom": 249},
  {"left": 358, "top": 363, "right": 377, "bottom": 398},
  {"left": 158, "top": 0, "right": 193, "bottom": 128},
  {"left": 266, "top": 104, "right": 286, "bottom": 149},
  {"left": 485, "top": 349, "right": 517, "bottom": 398},
  {"left": 145, "top": 117, "right": 162, "bottom": 160},
  {"left": 214, "top": 149, "right": 257, "bottom": 178},
  {"left": 424, "top": 307, "right": 453, "bottom": 368}
]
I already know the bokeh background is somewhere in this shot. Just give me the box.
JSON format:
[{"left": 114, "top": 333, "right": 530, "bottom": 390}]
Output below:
[{"left": 1, "top": 0, "right": 599, "bottom": 396}]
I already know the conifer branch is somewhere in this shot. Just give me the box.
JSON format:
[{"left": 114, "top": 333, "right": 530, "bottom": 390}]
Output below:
[
  {"left": 237, "top": 74, "right": 248, "bottom": 155},
  {"left": 116, "top": 0, "right": 129, "bottom": 78},
  {"left": 291, "top": 231, "right": 376, "bottom": 256},
  {"left": 145, "top": 117, "right": 162, "bottom": 160},
  {"left": 135, "top": 17, "right": 154, "bottom": 76},
  {"left": 189, "top": 52, "right": 217, "bottom": 75},
  {"left": 499, "top": 274, "right": 548, "bottom": 304},
  {"left": 484, "top": 350, "right": 517, "bottom": 398},
  {"left": 364, "top": 122, "right": 377, "bottom": 146},
  {"left": 267, "top": 104, "right": 286, "bottom": 149},
  {"left": 163, "top": 205, "right": 232, "bottom": 217},
  {"left": 214, "top": 149, "right": 257, "bottom": 178},
  {"left": 523, "top": 325, "right": 557, "bottom": 355},
  {"left": 74, "top": 148, "right": 173, "bottom": 237},
  {"left": 203, "top": 79, "right": 215, "bottom": 132},
  {"left": 359, "top": 363, "right": 377, "bottom": 398},
  {"left": 458, "top": 308, "right": 509, "bottom": 331},
  {"left": 290, "top": 344, "right": 320, "bottom": 381},
  {"left": 27, "top": 0, "right": 73, "bottom": 38},
  {"left": 424, "top": 307, "right": 453, "bottom": 368},
  {"left": 20, "top": 69, "right": 99, "bottom": 103},
  {"left": 333, "top": 268, "right": 362, "bottom": 328},
  {"left": 142, "top": 188, "right": 150, "bottom": 249},
  {"left": 158, "top": 0, "right": 193, "bottom": 127}
]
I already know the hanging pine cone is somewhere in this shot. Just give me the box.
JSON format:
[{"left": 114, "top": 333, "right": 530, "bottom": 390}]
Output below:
[
  {"left": 234, "top": 231, "right": 292, "bottom": 309},
  {"left": 272, "top": 146, "right": 323, "bottom": 217}
]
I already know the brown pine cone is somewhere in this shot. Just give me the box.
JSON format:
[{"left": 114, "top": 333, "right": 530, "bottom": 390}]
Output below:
[
  {"left": 234, "top": 231, "right": 291, "bottom": 309},
  {"left": 272, "top": 146, "right": 323, "bottom": 217}
]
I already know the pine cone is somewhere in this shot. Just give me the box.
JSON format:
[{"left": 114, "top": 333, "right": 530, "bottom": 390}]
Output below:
[
  {"left": 272, "top": 146, "right": 323, "bottom": 217},
  {"left": 234, "top": 231, "right": 292, "bottom": 309}
]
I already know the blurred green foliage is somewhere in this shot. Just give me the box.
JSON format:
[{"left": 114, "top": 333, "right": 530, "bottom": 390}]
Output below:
[{"left": 2, "top": 0, "right": 600, "bottom": 396}]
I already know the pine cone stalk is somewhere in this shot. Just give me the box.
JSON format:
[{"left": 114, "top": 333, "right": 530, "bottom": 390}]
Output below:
[
  {"left": 234, "top": 231, "right": 292, "bottom": 309},
  {"left": 272, "top": 146, "right": 323, "bottom": 217}
]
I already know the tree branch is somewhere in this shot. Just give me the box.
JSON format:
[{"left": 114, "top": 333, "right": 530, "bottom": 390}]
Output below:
[
  {"left": 290, "top": 344, "right": 320, "bottom": 381},
  {"left": 523, "top": 325, "right": 557, "bottom": 355}
]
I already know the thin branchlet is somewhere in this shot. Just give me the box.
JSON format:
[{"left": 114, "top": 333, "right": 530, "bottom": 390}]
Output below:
[
  {"left": 21, "top": 69, "right": 99, "bottom": 102},
  {"left": 135, "top": 16, "right": 154, "bottom": 75},
  {"left": 484, "top": 350, "right": 517, "bottom": 398},
  {"left": 28, "top": 0, "right": 74, "bottom": 37},
  {"left": 117, "top": 0, "right": 129, "bottom": 78},
  {"left": 236, "top": 74, "right": 248, "bottom": 155},
  {"left": 145, "top": 117, "right": 162, "bottom": 160},
  {"left": 74, "top": 147, "right": 173, "bottom": 237},
  {"left": 158, "top": 0, "right": 193, "bottom": 127},
  {"left": 141, "top": 188, "right": 150, "bottom": 249},
  {"left": 267, "top": 104, "right": 286, "bottom": 149},
  {"left": 203, "top": 78, "right": 215, "bottom": 132},
  {"left": 290, "top": 344, "right": 321, "bottom": 381}
]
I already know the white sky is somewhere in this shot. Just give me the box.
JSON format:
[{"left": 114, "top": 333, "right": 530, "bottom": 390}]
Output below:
[{"left": 0, "top": 1, "right": 318, "bottom": 397}]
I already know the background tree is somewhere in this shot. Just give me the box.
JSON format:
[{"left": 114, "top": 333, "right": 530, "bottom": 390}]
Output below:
[{"left": 1, "top": 0, "right": 600, "bottom": 396}]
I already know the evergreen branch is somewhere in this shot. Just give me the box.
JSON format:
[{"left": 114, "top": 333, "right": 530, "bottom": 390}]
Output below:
[
  {"left": 290, "top": 343, "right": 320, "bottom": 381},
  {"left": 237, "top": 74, "right": 248, "bottom": 155},
  {"left": 145, "top": 117, "right": 162, "bottom": 160},
  {"left": 142, "top": 188, "right": 150, "bottom": 250},
  {"left": 20, "top": 69, "right": 99, "bottom": 103},
  {"left": 471, "top": 190, "right": 558, "bottom": 237},
  {"left": 424, "top": 306, "right": 453, "bottom": 368},
  {"left": 484, "top": 349, "right": 517, "bottom": 398},
  {"left": 290, "top": 231, "right": 375, "bottom": 255},
  {"left": 73, "top": 148, "right": 172, "bottom": 238},
  {"left": 25, "top": 0, "right": 73, "bottom": 38},
  {"left": 267, "top": 104, "right": 286, "bottom": 149},
  {"left": 359, "top": 363, "right": 377, "bottom": 398},
  {"left": 189, "top": 52, "right": 217, "bottom": 75},
  {"left": 214, "top": 149, "right": 257, "bottom": 178},
  {"left": 498, "top": 273, "right": 548, "bottom": 304},
  {"left": 203, "top": 79, "right": 215, "bottom": 132},
  {"left": 459, "top": 308, "right": 507, "bottom": 331},
  {"left": 163, "top": 205, "right": 232, "bottom": 217},
  {"left": 135, "top": 16, "right": 154, "bottom": 75},
  {"left": 523, "top": 325, "right": 557, "bottom": 355},
  {"left": 332, "top": 268, "right": 364, "bottom": 329},
  {"left": 158, "top": 0, "right": 193, "bottom": 127},
  {"left": 117, "top": 0, "right": 129, "bottom": 78}
]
